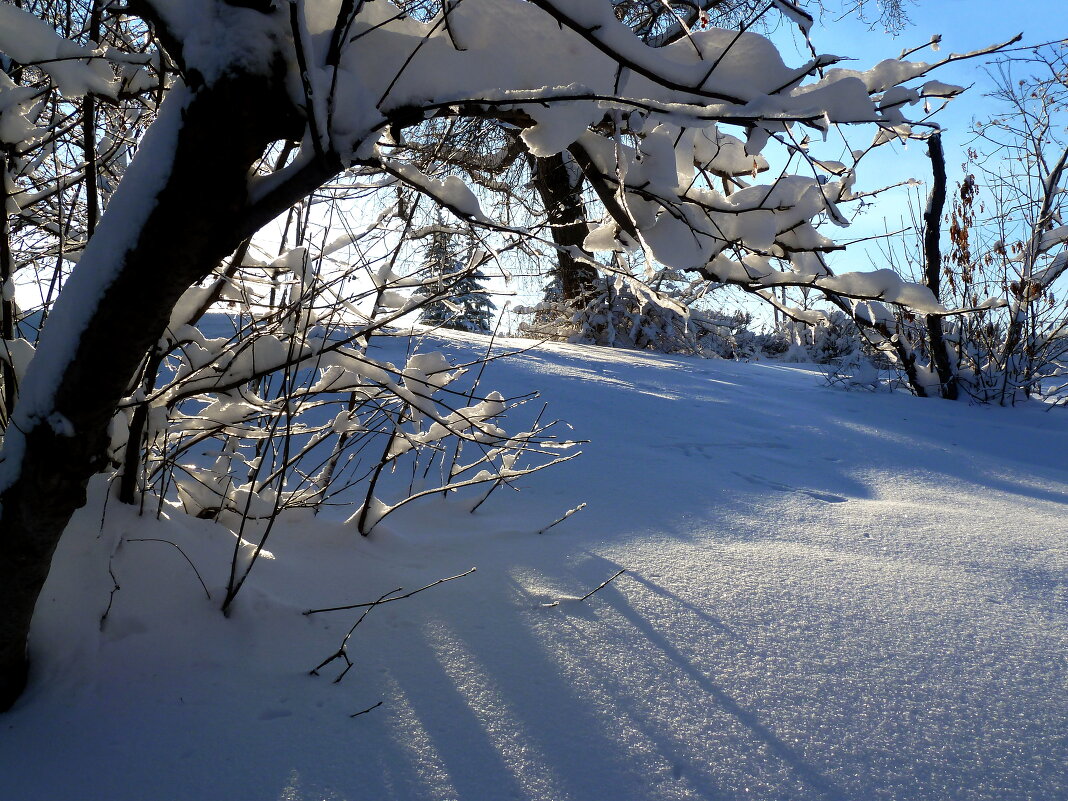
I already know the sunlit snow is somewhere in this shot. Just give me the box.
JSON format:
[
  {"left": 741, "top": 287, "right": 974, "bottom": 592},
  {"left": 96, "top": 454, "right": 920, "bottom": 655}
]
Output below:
[{"left": 1, "top": 329, "right": 1064, "bottom": 801}]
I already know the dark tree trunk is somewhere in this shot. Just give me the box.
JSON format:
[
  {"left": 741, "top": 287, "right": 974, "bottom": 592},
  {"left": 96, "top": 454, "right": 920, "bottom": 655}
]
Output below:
[
  {"left": 922, "top": 134, "right": 957, "bottom": 400},
  {"left": 0, "top": 64, "right": 328, "bottom": 711},
  {"left": 530, "top": 153, "right": 597, "bottom": 301},
  {"left": 81, "top": 0, "right": 103, "bottom": 241},
  {"left": 0, "top": 177, "right": 16, "bottom": 426},
  {"left": 117, "top": 237, "right": 253, "bottom": 506}
]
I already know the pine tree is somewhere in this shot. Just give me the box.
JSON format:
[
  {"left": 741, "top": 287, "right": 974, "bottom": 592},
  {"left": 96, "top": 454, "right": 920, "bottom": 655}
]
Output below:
[
  {"left": 418, "top": 226, "right": 455, "bottom": 328},
  {"left": 451, "top": 263, "right": 497, "bottom": 333},
  {"left": 419, "top": 227, "right": 496, "bottom": 333}
]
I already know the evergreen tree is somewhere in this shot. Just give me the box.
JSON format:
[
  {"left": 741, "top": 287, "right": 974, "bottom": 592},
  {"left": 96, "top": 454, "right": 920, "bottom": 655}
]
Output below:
[
  {"left": 418, "top": 226, "right": 455, "bottom": 328},
  {"left": 419, "top": 227, "right": 496, "bottom": 333},
  {"left": 451, "top": 262, "right": 497, "bottom": 333}
]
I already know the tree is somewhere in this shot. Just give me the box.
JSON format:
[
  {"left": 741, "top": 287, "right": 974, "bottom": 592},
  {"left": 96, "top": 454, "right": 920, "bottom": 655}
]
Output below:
[
  {"left": 851, "top": 42, "right": 1068, "bottom": 402},
  {"left": 366, "top": 2, "right": 928, "bottom": 329},
  {"left": 0, "top": 0, "right": 1006, "bottom": 711},
  {"left": 444, "top": 260, "right": 497, "bottom": 334},
  {"left": 395, "top": 1, "right": 862, "bottom": 315},
  {"left": 951, "top": 43, "right": 1068, "bottom": 403},
  {"left": 419, "top": 224, "right": 496, "bottom": 333},
  {"left": 417, "top": 223, "right": 455, "bottom": 328}
]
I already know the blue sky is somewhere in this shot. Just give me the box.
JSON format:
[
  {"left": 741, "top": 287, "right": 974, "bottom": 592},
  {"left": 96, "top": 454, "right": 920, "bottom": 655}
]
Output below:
[
  {"left": 797, "top": 0, "right": 1063, "bottom": 134},
  {"left": 772, "top": 1, "right": 1067, "bottom": 274}
]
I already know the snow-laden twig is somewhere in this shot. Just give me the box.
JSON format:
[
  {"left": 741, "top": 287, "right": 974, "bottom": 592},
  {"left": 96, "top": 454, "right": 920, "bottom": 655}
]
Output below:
[
  {"left": 541, "top": 567, "right": 627, "bottom": 608},
  {"left": 537, "top": 502, "right": 587, "bottom": 535}
]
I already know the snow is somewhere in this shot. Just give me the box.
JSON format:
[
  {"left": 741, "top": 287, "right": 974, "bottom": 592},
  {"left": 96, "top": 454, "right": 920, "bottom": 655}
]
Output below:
[
  {"left": 519, "top": 98, "right": 602, "bottom": 159},
  {"left": 0, "top": 76, "right": 43, "bottom": 147},
  {"left": 773, "top": 0, "right": 814, "bottom": 35},
  {"left": 1039, "top": 224, "right": 1068, "bottom": 253},
  {"left": 383, "top": 160, "right": 490, "bottom": 223},
  {"left": 316, "top": 0, "right": 950, "bottom": 171},
  {"left": 0, "top": 4, "right": 118, "bottom": 98},
  {"left": 920, "top": 79, "right": 962, "bottom": 98},
  {"left": 694, "top": 126, "right": 768, "bottom": 176},
  {"left": 2, "top": 329, "right": 1066, "bottom": 801},
  {"left": 817, "top": 268, "right": 946, "bottom": 313},
  {"left": 0, "top": 337, "right": 36, "bottom": 381},
  {"left": 144, "top": 0, "right": 285, "bottom": 87}
]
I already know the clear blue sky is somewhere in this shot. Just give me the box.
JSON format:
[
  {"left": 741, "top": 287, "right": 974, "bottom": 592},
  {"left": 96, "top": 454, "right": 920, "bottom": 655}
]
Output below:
[{"left": 773, "top": 1, "right": 1067, "bottom": 274}]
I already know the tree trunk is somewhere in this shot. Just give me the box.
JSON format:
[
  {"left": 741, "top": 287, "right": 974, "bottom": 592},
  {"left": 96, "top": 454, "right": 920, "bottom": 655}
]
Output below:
[
  {"left": 530, "top": 153, "right": 597, "bottom": 301},
  {"left": 117, "top": 237, "right": 253, "bottom": 506},
  {"left": 922, "top": 134, "right": 957, "bottom": 400},
  {"left": 0, "top": 65, "right": 322, "bottom": 711},
  {"left": 0, "top": 173, "right": 17, "bottom": 426}
]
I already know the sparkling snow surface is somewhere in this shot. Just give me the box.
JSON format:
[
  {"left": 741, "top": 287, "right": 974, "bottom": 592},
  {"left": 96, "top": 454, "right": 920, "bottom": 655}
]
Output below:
[{"left": 1, "top": 331, "right": 1066, "bottom": 801}]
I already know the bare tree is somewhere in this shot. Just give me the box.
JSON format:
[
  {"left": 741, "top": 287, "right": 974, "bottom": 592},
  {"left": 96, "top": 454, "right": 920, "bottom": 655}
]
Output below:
[{"left": 855, "top": 42, "right": 1068, "bottom": 401}]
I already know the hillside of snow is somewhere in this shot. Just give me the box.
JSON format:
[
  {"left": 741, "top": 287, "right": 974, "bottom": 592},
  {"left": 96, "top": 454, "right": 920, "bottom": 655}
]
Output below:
[{"left": 1, "top": 331, "right": 1066, "bottom": 801}]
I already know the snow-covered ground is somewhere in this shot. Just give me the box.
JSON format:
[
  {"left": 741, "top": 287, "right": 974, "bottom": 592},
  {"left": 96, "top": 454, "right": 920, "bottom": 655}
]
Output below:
[{"left": 2, "top": 331, "right": 1066, "bottom": 801}]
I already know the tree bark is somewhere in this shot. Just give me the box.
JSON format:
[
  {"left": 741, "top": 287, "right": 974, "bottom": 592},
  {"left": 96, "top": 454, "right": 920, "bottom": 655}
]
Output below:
[
  {"left": 0, "top": 63, "right": 326, "bottom": 711},
  {"left": 0, "top": 171, "right": 17, "bottom": 425},
  {"left": 922, "top": 134, "right": 957, "bottom": 400},
  {"left": 529, "top": 152, "right": 597, "bottom": 301}
]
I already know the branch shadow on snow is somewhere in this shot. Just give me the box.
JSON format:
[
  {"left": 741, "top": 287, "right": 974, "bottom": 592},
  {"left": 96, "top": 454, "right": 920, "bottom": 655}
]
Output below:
[{"left": 4, "top": 336, "right": 1067, "bottom": 801}]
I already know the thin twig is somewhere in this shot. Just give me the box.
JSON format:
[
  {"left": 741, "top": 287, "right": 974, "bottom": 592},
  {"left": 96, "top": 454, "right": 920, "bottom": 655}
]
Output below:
[
  {"left": 309, "top": 567, "right": 476, "bottom": 684},
  {"left": 537, "top": 502, "right": 586, "bottom": 535},
  {"left": 99, "top": 560, "right": 120, "bottom": 631},
  {"left": 579, "top": 569, "right": 626, "bottom": 602},
  {"left": 311, "top": 588, "right": 398, "bottom": 683},
  {"left": 350, "top": 700, "right": 384, "bottom": 718},
  {"left": 304, "top": 567, "right": 476, "bottom": 615},
  {"left": 126, "top": 538, "right": 212, "bottom": 600}
]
